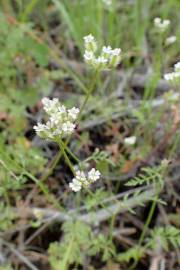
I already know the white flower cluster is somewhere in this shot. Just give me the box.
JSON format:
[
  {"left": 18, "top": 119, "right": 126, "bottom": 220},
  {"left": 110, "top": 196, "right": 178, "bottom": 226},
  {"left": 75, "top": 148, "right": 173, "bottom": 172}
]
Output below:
[
  {"left": 102, "top": 0, "right": 112, "bottom": 6},
  {"left": 124, "top": 136, "right": 136, "bottom": 145},
  {"left": 69, "top": 168, "right": 101, "bottom": 192},
  {"left": 164, "top": 62, "right": 180, "bottom": 83},
  {"left": 34, "top": 97, "right": 79, "bottom": 140},
  {"left": 154, "top": 17, "right": 170, "bottom": 32},
  {"left": 165, "top": 36, "right": 176, "bottom": 46},
  {"left": 83, "top": 34, "right": 121, "bottom": 69}
]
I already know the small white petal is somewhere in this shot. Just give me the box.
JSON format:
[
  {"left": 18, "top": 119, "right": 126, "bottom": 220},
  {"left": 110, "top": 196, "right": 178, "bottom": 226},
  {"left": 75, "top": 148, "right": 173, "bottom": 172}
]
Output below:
[
  {"left": 62, "top": 121, "right": 75, "bottom": 134},
  {"left": 111, "top": 48, "right": 121, "bottom": 56},
  {"left": 174, "top": 62, "right": 180, "bottom": 72},
  {"left": 102, "top": 46, "right": 112, "bottom": 54},
  {"left": 165, "top": 36, "right": 176, "bottom": 45},
  {"left": 68, "top": 107, "right": 79, "bottom": 120},
  {"left": 88, "top": 168, "right": 101, "bottom": 182},
  {"left": 84, "top": 51, "right": 94, "bottom": 61},
  {"left": 69, "top": 178, "right": 82, "bottom": 192},
  {"left": 102, "top": 0, "right": 112, "bottom": 5},
  {"left": 83, "top": 34, "right": 95, "bottom": 43},
  {"left": 95, "top": 56, "right": 108, "bottom": 64},
  {"left": 154, "top": 17, "right": 170, "bottom": 32},
  {"left": 124, "top": 136, "right": 136, "bottom": 145}
]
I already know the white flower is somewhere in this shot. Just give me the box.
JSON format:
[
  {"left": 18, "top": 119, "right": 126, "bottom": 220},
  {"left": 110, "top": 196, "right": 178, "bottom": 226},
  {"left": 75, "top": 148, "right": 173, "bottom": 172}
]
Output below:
[
  {"left": 102, "top": 0, "right": 112, "bottom": 6},
  {"left": 109, "top": 48, "right": 121, "bottom": 67},
  {"left": 97, "top": 56, "right": 108, "bottom": 63},
  {"left": 164, "top": 73, "right": 175, "bottom": 81},
  {"left": 75, "top": 170, "right": 88, "bottom": 185},
  {"left": 83, "top": 35, "right": 121, "bottom": 69},
  {"left": 102, "top": 0, "right": 112, "bottom": 5},
  {"left": 102, "top": 46, "right": 112, "bottom": 55},
  {"left": 33, "top": 123, "right": 51, "bottom": 139},
  {"left": 163, "top": 20, "right": 170, "bottom": 27},
  {"left": 69, "top": 178, "right": 82, "bottom": 192},
  {"left": 88, "top": 168, "right": 101, "bottom": 182},
  {"left": 42, "top": 97, "right": 59, "bottom": 115},
  {"left": 174, "top": 62, "right": 180, "bottom": 72},
  {"left": 62, "top": 121, "right": 75, "bottom": 134},
  {"left": 165, "top": 36, "right": 176, "bottom": 46},
  {"left": 154, "top": 17, "right": 170, "bottom": 32},
  {"left": 68, "top": 107, "right": 79, "bottom": 120},
  {"left": 83, "top": 34, "right": 95, "bottom": 43},
  {"left": 164, "top": 72, "right": 180, "bottom": 82},
  {"left": 163, "top": 62, "right": 180, "bottom": 83},
  {"left": 111, "top": 48, "right": 121, "bottom": 56},
  {"left": 34, "top": 97, "right": 79, "bottom": 140},
  {"left": 124, "top": 136, "right": 137, "bottom": 145},
  {"left": 69, "top": 168, "right": 101, "bottom": 192},
  {"left": 83, "top": 34, "right": 97, "bottom": 52},
  {"left": 58, "top": 105, "right": 66, "bottom": 114},
  {"left": 84, "top": 50, "right": 94, "bottom": 61},
  {"left": 154, "top": 17, "right": 161, "bottom": 25},
  {"left": 33, "top": 123, "right": 47, "bottom": 133},
  {"left": 50, "top": 112, "right": 62, "bottom": 125}
]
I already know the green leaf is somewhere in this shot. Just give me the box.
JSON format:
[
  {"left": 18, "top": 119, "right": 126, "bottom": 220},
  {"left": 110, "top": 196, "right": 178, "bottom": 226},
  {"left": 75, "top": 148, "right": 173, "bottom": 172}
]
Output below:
[{"left": 23, "top": 36, "right": 49, "bottom": 66}]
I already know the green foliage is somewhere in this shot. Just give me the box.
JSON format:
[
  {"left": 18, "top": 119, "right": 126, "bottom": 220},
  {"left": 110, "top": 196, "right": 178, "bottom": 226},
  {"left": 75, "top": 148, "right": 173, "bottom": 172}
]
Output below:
[
  {"left": 0, "top": 134, "right": 46, "bottom": 175},
  {"left": 0, "top": 12, "right": 49, "bottom": 77},
  {"left": 0, "top": 10, "right": 50, "bottom": 136},
  {"left": 89, "top": 233, "right": 115, "bottom": 261},
  {"left": 84, "top": 148, "right": 115, "bottom": 174},
  {"left": 0, "top": 203, "right": 16, "bottom": 232},
  {"left": 125, "top": 164, "right": 166, "bottom": 188},
  {"left": 85, "top": 189, "right": 111, "bottom": 210},
  {"left": 147, "top": 226, "right": 180, "bottom": 251},
  {"left": 48, "top": 220, "right": 115, "bottom": 269},
  {"left": 48, "top": 220, "right": 92, "bottom": 269},
  {"left": 86, "top": 148, "right": 115, "bottom": 166},
  {"left": 0, "top": 266, "right": 13, "bottom": 270},
  {"left": 117, "top": 246, "right": 144, "bottom": 263}
]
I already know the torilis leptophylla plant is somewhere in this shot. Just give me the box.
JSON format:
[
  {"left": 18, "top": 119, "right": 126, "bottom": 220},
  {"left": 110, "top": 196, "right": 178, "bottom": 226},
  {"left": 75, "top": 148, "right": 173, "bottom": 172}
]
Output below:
[{"left": 34, "top": 35, "right": 121, "bottom": 192}]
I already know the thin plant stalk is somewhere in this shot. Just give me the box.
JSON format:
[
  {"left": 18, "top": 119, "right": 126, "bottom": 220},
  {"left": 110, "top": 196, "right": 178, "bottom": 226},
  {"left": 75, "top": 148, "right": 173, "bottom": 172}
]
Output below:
[{"left": 129, "top": 185, "right": 162, "bottom": 270}]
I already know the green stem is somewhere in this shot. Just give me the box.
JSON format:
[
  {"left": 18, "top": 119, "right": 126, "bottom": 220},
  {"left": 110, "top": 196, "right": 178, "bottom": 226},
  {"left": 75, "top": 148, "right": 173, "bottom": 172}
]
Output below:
[
  {"left": 0, "top": 153, "right": 61, "bottom": 210},
  {"left": 60, "top": 140, "right": 80, "bottom": 163},
  {"left": 40, "top": 149, "right": 63, "bottom": 182},
  {"left": 61, "top": 237, "right": 74, "bottom": 270},
  {"left": 129, "top": 192, "right": 159, "bottom": 270},
  {"left": 25, "top": 171, "right": 62, "bottom": 210},
  {"left": 78, "top": 70, "right": 99, "bottom": 120},
  {"left": 139, "top": 197, "right": 157, "bottom": 245},
  {"left": 20, "top": 0, "right": 39, "bottom": 22},
  {"left": 58, "top": 139, "right": 76, "bottom": 176}
]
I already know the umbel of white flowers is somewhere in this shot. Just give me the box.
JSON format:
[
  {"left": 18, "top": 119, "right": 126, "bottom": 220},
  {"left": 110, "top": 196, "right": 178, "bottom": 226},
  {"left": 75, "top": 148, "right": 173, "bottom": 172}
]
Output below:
[
  {"left": 165, "top": 36, "right": 176, "bottom": 46},
  {"left": 102, "top": 0, "right": 112, "bottom": 6},
  {"left": 69, "top": 168, "right": 101, "bottom": 192},
  {"left": 164, "top": 62, "right": 180, "bottom": 83},
  {"left": 83, "top": 34, "right": 121, "bottom": 70},
  {"left": 34, "top": 98, "right": 79, "bottom": 140},
  {"left": 154, "top": 17, "right": 170, "bottom": 32}
]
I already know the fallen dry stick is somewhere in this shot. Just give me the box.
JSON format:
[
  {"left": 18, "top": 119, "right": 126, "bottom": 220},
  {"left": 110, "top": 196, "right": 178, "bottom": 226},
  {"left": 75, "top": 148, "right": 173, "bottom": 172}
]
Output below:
[{"left": 15, "top": 188, "right": 155, "bottom": 225}]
